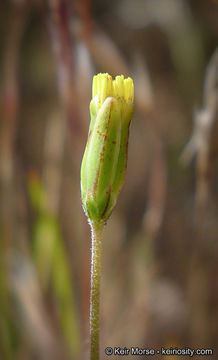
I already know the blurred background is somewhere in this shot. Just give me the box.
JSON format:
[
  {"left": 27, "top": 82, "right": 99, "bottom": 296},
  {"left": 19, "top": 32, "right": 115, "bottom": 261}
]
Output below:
[{"left": 0, "top": 0, "right": 218, "bottom": 359}]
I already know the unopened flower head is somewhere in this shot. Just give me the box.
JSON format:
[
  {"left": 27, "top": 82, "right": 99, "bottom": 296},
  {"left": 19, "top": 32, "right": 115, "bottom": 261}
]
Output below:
[{"left": 81, "top": 73, "right": 134, "bottom": 223}]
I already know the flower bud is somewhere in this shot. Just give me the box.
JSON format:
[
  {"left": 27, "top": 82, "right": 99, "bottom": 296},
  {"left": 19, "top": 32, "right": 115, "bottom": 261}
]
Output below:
[{"left": 81, "top": 73, "right": 134, "bottom": 223}]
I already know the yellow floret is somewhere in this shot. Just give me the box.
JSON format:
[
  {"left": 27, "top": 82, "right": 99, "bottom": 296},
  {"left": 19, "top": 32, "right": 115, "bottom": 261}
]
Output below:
[{"left": 92, "top": 73, "right": 134, "bottom": 107}]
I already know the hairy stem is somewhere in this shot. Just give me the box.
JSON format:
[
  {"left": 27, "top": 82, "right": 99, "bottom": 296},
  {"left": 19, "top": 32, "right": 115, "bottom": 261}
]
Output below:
[{"left": 90, "top": 221, "right": 103, "bottom": 360}]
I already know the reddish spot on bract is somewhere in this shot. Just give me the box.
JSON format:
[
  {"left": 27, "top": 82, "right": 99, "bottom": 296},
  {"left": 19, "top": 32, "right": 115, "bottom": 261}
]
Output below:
[{"left": 106, "top": 185, "right": 112, "bottom": 194}]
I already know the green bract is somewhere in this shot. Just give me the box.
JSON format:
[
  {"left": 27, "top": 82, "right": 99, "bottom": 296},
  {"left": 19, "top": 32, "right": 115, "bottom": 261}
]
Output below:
[{"left": 81, "top": 73, "right": 134, "bottom": 223}]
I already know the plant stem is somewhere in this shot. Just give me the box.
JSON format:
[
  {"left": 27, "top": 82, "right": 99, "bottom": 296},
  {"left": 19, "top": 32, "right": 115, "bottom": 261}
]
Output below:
[{"left": 90, "top": 220, "right": 103, "bottom": 360}]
